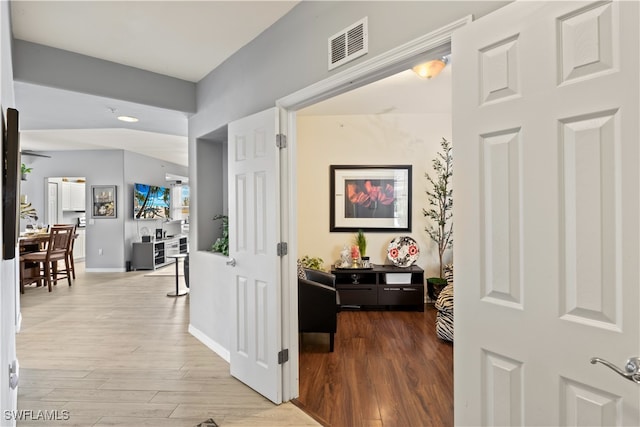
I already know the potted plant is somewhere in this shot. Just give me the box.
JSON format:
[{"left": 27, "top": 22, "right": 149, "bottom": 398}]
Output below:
[
  {"left": 21, "top": 163, "right": 32, "bottom": 181},
  {"left": 300, "top": 255, "right": 324, "bottom": 271},
  {"left": 211, "top": 214, "right": 229, "bottom": 256},
  {"left": 423, "top": 137, "right": 453, "bottom": 299},
  {"left": 354, "top": 229, "right": 369, "bottom": 267}
]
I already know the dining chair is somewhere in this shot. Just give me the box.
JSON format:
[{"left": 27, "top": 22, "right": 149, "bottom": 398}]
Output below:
[
  {"left": 68, "top": 232, "right": 78, "bottom": 279},
  {"left": 21, "top": 225, "right": 74, "bottom": 292},
  {"left": 19, "top": 255, "right": 42, "bottom": 294},
  {"left": 55, "top": 224, "right": 78, "bottom": 280}
]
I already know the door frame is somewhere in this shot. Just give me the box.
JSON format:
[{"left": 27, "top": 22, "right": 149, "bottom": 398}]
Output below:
[{"left": 276, "top": 15, "right": 471, "bottom": 400}]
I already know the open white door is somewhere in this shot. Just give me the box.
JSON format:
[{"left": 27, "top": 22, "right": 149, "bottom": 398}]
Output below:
[
  {"left": 454, "top": 1, "right": 639, "bottom": 425},
  {"left": 46, "top": 181, "right": 58, "bottom": 225},
  {"left": 228, "top": 107, "right": 282, "bottom": 404}
]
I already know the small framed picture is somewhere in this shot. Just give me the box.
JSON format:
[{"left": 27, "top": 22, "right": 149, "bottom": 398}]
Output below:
[{"left": 92, "top": 185, "right": 117, "bottom": 218}]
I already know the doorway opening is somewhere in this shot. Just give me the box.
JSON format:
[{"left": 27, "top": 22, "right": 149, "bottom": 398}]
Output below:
[
  {"left": 44, "top": 176, "right": 87, "bottom": 261},
  {"left": 291, "top": 56, "right": 454, "bottom": 425},
  {"left": 275, "top": 13, "right": 469, "bottom": 420}
]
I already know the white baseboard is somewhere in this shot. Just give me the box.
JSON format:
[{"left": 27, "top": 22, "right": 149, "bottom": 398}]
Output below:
[
  {"left": 188, "top": 324, "right": 230, "bottom": 363},
  {"left": 84, "top": 268, "right": 127, "bottom": 273}
]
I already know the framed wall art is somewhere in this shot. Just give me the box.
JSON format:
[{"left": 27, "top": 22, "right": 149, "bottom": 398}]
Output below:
[
  {"left": 2, "top": 107, "right": 20, "bottom": 259},
  {"left": 330, "top": 165, "right": 412, "bottom": 232},
  {"left": 92, "top": 185, "right": 117, "bottom": 218}
]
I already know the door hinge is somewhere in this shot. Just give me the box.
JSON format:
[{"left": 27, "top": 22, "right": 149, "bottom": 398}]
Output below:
[
  {"left": 277, "top": 242, "right": 288, "bottom": 256},
  {"left": 278, "top": 349, "right": 289, "bottom": 364},
  {"left": 276, "top": 133, "right": 287, "bottom": 148}
]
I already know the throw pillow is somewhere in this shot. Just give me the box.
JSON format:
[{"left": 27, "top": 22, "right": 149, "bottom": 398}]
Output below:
[
  {"left": 435, "top": 283, "right": 454, "bottom": 313},
  {"left": 444, "top": 263, "right": 454, "bottom": 286}
]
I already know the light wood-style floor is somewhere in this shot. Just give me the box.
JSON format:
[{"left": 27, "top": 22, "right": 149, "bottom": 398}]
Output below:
[{"left": 16, "top": 263, "right": 318, "bottom": 427}]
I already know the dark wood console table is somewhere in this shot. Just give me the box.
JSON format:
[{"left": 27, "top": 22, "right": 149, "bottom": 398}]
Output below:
[{"left": 331, "top": 264, "right": 424, "bottom": 311}]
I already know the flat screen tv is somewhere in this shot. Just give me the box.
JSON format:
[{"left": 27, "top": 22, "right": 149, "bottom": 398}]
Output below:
[
  {"left": 133, "top": 183, "right": 170, "bottom": 219},
  {"left": 2, "top": 107, "right": 20, "bottom": 260}
]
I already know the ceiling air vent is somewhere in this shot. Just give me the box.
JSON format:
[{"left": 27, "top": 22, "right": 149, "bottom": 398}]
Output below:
[{"left": 328, "top": 17, "right": 368, "bottom": 71}]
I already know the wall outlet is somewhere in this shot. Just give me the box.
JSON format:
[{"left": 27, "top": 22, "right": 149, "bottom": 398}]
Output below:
[{"left": 98, "top": 248, "right": 103, "bottom": 255}]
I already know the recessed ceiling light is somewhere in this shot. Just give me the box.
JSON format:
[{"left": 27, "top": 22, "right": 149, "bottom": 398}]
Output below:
[{"left": 117, "top": 115, "right": 139, "bottom": 123}]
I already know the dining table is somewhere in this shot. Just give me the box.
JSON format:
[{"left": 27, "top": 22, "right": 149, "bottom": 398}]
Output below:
[
  {"left": 18, "top": 232, "right": 51, "bottom": 290},
  {"left": 19, "top": 232, "right": 50, "bottom": 248}
]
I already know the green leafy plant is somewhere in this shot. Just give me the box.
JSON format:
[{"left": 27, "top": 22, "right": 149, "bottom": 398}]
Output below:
[
  {"left": 354, "top": 229, "right": 367, "bottom": 257},
  {"left": 21, "top": 163, "right": 32, "bottom": 180},
  {"left": 424, "top": 137, "right": 453, "bottom": 279},
  {"left": 299, "top": 255, "right": 324, "bottom": 271},
  {"left": 211, "top": 214, "right": 229, "bottom": 256}
]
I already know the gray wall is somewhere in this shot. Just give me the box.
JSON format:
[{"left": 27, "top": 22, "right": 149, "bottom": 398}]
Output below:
[
  {"left": 123, "top": 150, "right": 188, "bottom": 263},
  {"left": 194, "top": 137, "right": 225, "bottom": 252},
  {"left": 188, "top": 1, "right": 509, "bottom": 354},
  {"left": 190, "top": 1, "right": 508, "bottom": 138},
  {"left": 20, "top": 149, "right": 187, "bottom": 270},
  {"left": 1, "top": 1, "right": 14, "bottom": 108},
  {"left": 13, "top": 40, "right": 196, "bottom": 113}
]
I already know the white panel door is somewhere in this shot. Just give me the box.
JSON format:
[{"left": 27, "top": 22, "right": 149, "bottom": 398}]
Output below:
[
  {"left": 47, "top": 182, "right": 58, "bottom": 225},
  {"left": 453, "top": 1, "right": 639, "bottom": 425},
  {"left": 228, "top": 107, "right": 282, "bottom": 404}
]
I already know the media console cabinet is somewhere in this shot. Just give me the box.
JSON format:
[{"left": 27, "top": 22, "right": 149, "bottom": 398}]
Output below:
[
  {"left": 132, "top": 236, "right": 188, "bottom": 270},
  {"left": 331, "top": 264, "right": 424, "bottom": 311}
]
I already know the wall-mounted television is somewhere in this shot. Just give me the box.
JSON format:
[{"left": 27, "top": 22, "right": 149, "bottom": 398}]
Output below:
[{"left": 133, "top": 183, "right": 170, "bottom": 219}]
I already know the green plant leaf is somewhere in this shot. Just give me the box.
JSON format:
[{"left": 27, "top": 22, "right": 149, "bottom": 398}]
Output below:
[
  {"left": 354, "top": 229, "right": 367, "bottom": 257},
  {"left": 211, "top": 214, "right": 229, "bottom": 256},
  {"left": 424, "top": 137, "right": 453, "bottom": 278}
]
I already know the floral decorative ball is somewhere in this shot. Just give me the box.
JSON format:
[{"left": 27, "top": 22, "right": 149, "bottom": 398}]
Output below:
[{"left": 387, "top": 236, "right": 420, "bottom": 267}]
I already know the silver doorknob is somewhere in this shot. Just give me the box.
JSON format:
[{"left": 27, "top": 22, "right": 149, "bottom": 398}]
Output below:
[
  {"left": 591, "top": 356, "right": 640, "bottom": 383},
  {"left": 9, "top": 360, "right": 18, "bottom": 390},
  {"left": 226, "top": 257, "right": 236, "bottom": 267}
]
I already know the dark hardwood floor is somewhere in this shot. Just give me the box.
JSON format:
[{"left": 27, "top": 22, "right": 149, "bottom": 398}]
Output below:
[{"left": 296, "top": 304, "right": 453, "bottom": 427}]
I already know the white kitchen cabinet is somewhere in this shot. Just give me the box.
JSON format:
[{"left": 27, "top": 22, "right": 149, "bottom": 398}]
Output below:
[
  {"left": 70, "top": 183, "right": 85, "bottom": 210},
  {"left": 61, "top": 182, "right": 71, "bottom": 210},
  {"left": 73, "top": 228, "right": 85, "bottom": 260},
  {"left": 62, "top": 182, "right": 86, "bottom": 211}
]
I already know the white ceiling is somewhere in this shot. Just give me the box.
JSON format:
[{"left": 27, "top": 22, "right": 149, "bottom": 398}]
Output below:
[
  {"left": 11, "top": 1, "right": 300, "bottom": 83},
  {"left": 11, "top": 1, "right": 451, "bottom": 167},
  {"left": 12, "top": 0, "right": 300, "bottom": 166}
]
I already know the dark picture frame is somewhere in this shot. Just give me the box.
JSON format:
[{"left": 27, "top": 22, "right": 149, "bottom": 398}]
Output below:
[
  {"left": 330, "top": 165, "right": 412, "bottom": 232},
  {"left": 3, "top": 108, "right": 20, "bottom": 260},
  {"left": 92, "top": 185, "right": 117, "bottom": 218}
]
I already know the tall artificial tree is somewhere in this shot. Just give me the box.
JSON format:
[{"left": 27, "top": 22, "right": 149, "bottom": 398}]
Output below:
[{"left": 423, "top": 137, "right": 453, "bottom": 279}]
